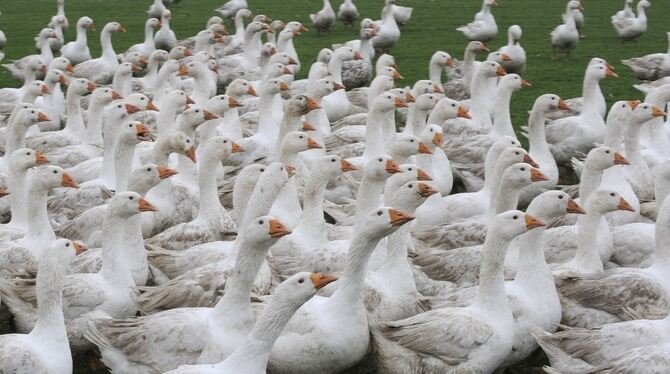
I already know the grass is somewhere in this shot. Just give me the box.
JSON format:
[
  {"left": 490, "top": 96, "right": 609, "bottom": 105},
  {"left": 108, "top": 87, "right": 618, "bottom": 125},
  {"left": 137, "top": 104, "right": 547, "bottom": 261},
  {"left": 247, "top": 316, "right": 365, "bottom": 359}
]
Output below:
[{"left": 0, "top": 0, "right": 668, "bottom": 372}]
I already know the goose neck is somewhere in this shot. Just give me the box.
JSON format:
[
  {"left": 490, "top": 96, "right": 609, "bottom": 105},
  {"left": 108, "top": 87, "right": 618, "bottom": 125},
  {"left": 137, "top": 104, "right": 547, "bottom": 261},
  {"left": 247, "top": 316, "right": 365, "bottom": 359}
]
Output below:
[
  {"left": 429, "top": 61, "right": 443, "bottom": 87},
  {"left": 407, "top": 106, "right": 429, "bottom": 136},
  {"left": 490, "top": 181, "right": 522, "bottom": 217},
  {"left": 256, "top": 92, "right": 279, "bottom": 138},
  {"left": 100, "top": 213, "right": 137, "bottom": 286},
  {"left": 571, "top": 213, "right": 605, "bottom": 273},
  {"left": 604, "top": 113, "right": 627, "bottom": 151},
  {"left": 474, "top": 234, "right": 512, "bottom": 311},
  {"left": 624, "top": 122, "right": 644, "bottom": 166},
  {"left": 463, "top": 50, "right": 477, "bottom": 84},
  {"left": 527, "top": 106, "right": 550, "bottom": 155},
  {"left": 31, "top": 256, "right": 69, "bottom": 346},
  {"left": 578, "top": 164, "right": 603, "bottom": 201},
  {"left": 360, "top": 38, "right": 372, "bottom": 61},
  {"left": 581, "top": 74, "right": 602, "bottom": 117},
  {"left": 294, "top": 172, "right": 329, "bottom": 243},
  {"left": 157, "top": 101, "right": 179, "bottom": 136},
  {"left": 24, "top": 183, "right": 55, "bottom": 244},
  {"left": 654, "top": 198, "right": 670, "bottom": 265},
  {"left": 113, "top": 139, "right": 136, "bottom": 192},
  {"left": 276, "top": 114, "right": 302, "bottom": 152},
  {"left": 6, "top": 122, "right": 29, "bottom": 157},
  {"left": 100, "top": 28, "right": 116, "bottom": 61},
  {"left": 64, "top": 92, "right": 85, "bottom": 137},
  {"left": 39, "top": 39, "right": 54, "bottom": 64},
  {"left": 328, "top": 57, "right": 344, "bottom": 84},
  {"left": 7, "top": 166, "right": 28, "bottom": 228},
  {"left": 144, "top": 24, "right": 155, "bottom": 45},
  {"left": 196, "top": 152, "right": 225, "bottom": 220},
  {"left": 75, "top": 24, "right": 88, "bottom": 44},
  {"left": 355, "top": 175, "right": 385, "bottom": 219},
  {"left": 491, "top": 85, "right": 516, "bottom": 138},
  {"left": 363, "top": 109, "right": 385, "bottom": 159},
  {"left": 84, "top": 100, "right": 106, "bottom": 144},
  {"left": 331, "top": 231, "right": 383, "bottom": 304},
  {"left": 243, "top": 31, "right": 260, "bottom": 66},
  {"left": 514, "top": 226, "right": 552, "bottom": 286}
]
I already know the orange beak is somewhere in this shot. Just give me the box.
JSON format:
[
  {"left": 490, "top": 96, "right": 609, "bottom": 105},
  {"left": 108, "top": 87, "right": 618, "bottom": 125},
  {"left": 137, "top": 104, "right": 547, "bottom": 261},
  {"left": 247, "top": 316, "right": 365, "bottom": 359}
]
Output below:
[
  {"left": 117, "top": 25, "right": 126, "bottom": 32},
  {"left": 135, "top": 123, "right": 151, "bottom": 141},
  {"left": 405, "top": 93, "right": 415, "bottom": 103},
  {"left": 282, "top": 66, "right": 293, "bottom": 75},
  {"left": 66, "top": 63, "right": 74, "bottom": 73},
  {"left": 231, "top": 141, "right": 245, "bottom": 153},
  {"left": 39, "top": 65, "right": 47, "bottom": 74},
  {"left": 279, "top": 82, "right": 290, "bottom": 91},
  {"left": 131, "top": 64, "right": 142, "bottom": 73},
  {"left": 184, "top": 49, "right": 193, "bottom": 57},
  {"left": 37, "top": 112, "right": 51, "bottom": 122},
  {"left": 87, "top": 82, "right": 97, "bottom": 92},
  {"left": 58, "top": 74, "right": 68, "bottom": 85},
  {"left": 618, "top": 197, "right": 635, "bottom": 212},
  {"left": 186, "top": 146, "right": 197, "bottom": 163},
  {"left": 146, "top": 101, "right": 159, "bottom": 111},
  {"left": 178, "top": 66, "right": 189, "bottom": 76},
  {"left": 523, "top": 154, "right": 539, "bottom": 168},
  {"left": 388, "top": 208, "right": 415, "bottom": 227},
  {"left": 333, "top": 82, "right": 345, "bottom": 91},
  {"left": 417, "top": 168, "right": 433, "bottom": 181},
  {"left": 268, "top": 218, "right": 291, "bottom": 238},
  {"left": 628, "top": 100, "right": 640, "bottom": 110},
  {"left": 457, "top": 106, "right": 471, "bottom": 119},
  {"left": 495, "top": 66, "right": 506, "bottom": 77},
  {"left": 524, "top": 214, "right": 546, "bottom": 229},
  {"left": 566, "top": 197, "right": 586, "bottom": 214},
  {"left": 501, "top": 53, "right": 512, "bottom": 62},
  {"left": 35, "top": 152, "right": 49, "bottom": 165},
  {"left": 61, "top": 172, "right": 79, "bottom": 188},
  {"left": 41, "top": 85, "right": 51, "bottom": 94},
  {"left": 392, "top": 70, "right": 404, "bottom": 80},
  {"left": 606, "top": 67, "right": 618, "bottom": 78},
  {"left": 0, "top": 188, "right": 8, "bottom": 198},
  {"left": 288, "top": 57, "right": 298, "bottom": 65},
  {"left": 203, "top": 110, "right": 219, "bottom": 120},
  {"left": 285, "top": 165, "right": 296, "bottom": 177},
  {"left": 385, "top": 159, "right": 401, "bottom": 174},
  {"left": 125, "top": 104, "right": 140, "bottom": 114},
  {"left": 111, "top": 91, "right": 123, "bottom": 100},
  {"left": 433, "top": 85, "right": 444, "bottom": 94},
  {"left": 307, "top": 98, "right": 321, "bottom": 110},
  {"left": 354, "top": 51, "right": 363, "bottom": 60},
  {"left": 88, "top": 23, "right": 96, "bottom": 31},
  {"left": 558, "top": 100, "right": 570, "bottom": 110},
  {"left": 228, "top": 97, "right": 241, "bottom": 108},
  {"left": 418, "top": 142, "right": 433, "bottom": 155},
  {"left": 302, "top": 121, "right": 316, "bottom": 131},
  {"left": 157, "top": 166, "right": 178, "bottom": 179},
  {"left": 184, "top": 97, "right": 194, "bottom": 105},
  {"left": 394, "top": 96, "right": 407, "bottom": 108},
  {"left": 299, "top": 25, "right": 309, "bottom": 32},
  {"left": 613, "top": 152, "right": 630, "bottom": 165},
  {"left": 433, "top": 132, "right": 444, "bottom": 146},
  {"left": 340, "top": 159, "right": 358, "bottom": 172},
  {"left": 307, "top": 137, "right": 322, "bottom": 149},
  {"left": 74, "top": 242, "right": 88, "bottom": 255},
  {"left": 480, "top": 43, "right": 490, "bottom": 52},
  {"left": 310, "top": 273, "right": 338, "bottom": 290},
  {"left": 521, "top": 79, "right": 532, "bottom": 88},
  {"left": 247, "top": 86, "right": 257, "bottom": 96},
  {"left": 418, "top": 182, "right": 439, "bottom": 197},
  {"left": 530, "top": 168, "right": 550, "bottom": 182},
  {"left": 652, "top": 106, "right": 667, "bottom": 117},
  {"left": 446, "top": 58, "right": 455, "bottom": 68},
  {"left": 138, "top": 197, "right": 158, "bottom": 212}
]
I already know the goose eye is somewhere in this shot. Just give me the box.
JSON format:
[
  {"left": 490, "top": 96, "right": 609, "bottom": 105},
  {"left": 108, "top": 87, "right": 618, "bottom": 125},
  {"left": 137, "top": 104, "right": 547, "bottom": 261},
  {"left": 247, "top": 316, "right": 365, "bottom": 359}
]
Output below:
[
  {"left": 410, "top": 139, "right": 414, "bottom": 142},
  {"left": 258, "top": 220, "right": 264, "bottom": 225},
  {"left": 53, "top": 170, "right": 58, "bottom": 174},
  {"left": 408, "top": 184, "right": 413, "bottom": 188},
  {"left": 118, "top": 105, "right": 122, "bottom": 108},
  {"left": 331, "top": 159, "right": 336, "bottom": 162},
  {"left": 558, "top": 195, "right": 564, "bottom": 199},
  {"left": 605, "top": 150, "right": 610, "bottom": 154},
  {"left": 378, "top": 158, "right": 383, "bottom": 162},
  {"left": 26, "top": 152, "right": 30, "bottom": 155},
  {"left": 129, "top": 196, "right": 134, "bottom": 200},
  {"left": 186, "top": 139, "right": 191, "bottom": 143},
  {"left": 377, "top": 210, "right": 383, "bottom": 216},
  {"left": 513, "top": 215, "right": 518, "bottom": 219},
  {"left": 260, "top": 168, "right": 265, "bottom": 172},
  {"left": 31, "top": 110, "right": 35, "bottom": 114},
  {"left": 622, "top": 104, "right": 626, "bottom": 108},
  {"left": 299, "top": 135, "right": 304, "bottom": 139},
  {"left": 610, "top": 192, "right": 616, "bottom": 197},
  {"left": 408, "top": 168, "right": 413, "bottom": 171},
  {"left": 515, "top": 151, "right": 520, "bottom": 155},
  {"left": 298, "top": 278, "right": 304, "bottom": 284},
  {"left": 280, "top": 167, "right": 283, "bottom": 171},
  {"left": 451, "top": 104, "right": 455, "bottom": 107},
  {"left": 520, "top": 167, "right": 526, "bottom": 171}
]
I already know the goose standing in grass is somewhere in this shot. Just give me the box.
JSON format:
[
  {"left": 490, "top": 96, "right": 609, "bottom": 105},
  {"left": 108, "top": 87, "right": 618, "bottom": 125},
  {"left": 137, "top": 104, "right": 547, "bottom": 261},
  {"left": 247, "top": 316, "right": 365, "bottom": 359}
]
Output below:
[
  {"left": 338, "top": 0, "right": 359, "bottom": 27},
  {"left": 60, "top": 16, "right": 95, "bottom": 66},
  {"left": 310, "top": 0, "right": 336, "bottom": 34},
  {"left": 622, "top": 32, "right": 670, "bottom": 80},
  {"left": 127, "top": 18, "right": 160, "bottom": 59},
  {"left": 215, "top": 0, "right": 248, "bottom": 19},
  {"left": 155, "top": 10, "right": 177, "bottom": 50},
  {"left": 457, "top": 0, "right": 498, "bottom": 42},
  {"left": 498, "top": 25, "right": 526, "bottom": 74},
  {"left": 612, "top": 0, "right": 636, "bottom": 24},
  {"left": 73, "top": 22, "right": 125, "bottom": 84},
  {"left": 551, "top": 0, "right": 581, "bottom": 59},
  {"left": 612, "top": 0, "right": 651, "bottom": 42},
  {"left": 148, "top": 0, "right": 167, "bottom": 20}
]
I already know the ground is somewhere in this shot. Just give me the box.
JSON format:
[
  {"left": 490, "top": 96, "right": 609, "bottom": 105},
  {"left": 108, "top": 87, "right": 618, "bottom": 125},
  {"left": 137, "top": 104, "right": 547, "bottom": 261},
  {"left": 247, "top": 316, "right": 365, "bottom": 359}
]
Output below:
[{"left": 0, "top": 0, "right": 668, "bottom": 372}]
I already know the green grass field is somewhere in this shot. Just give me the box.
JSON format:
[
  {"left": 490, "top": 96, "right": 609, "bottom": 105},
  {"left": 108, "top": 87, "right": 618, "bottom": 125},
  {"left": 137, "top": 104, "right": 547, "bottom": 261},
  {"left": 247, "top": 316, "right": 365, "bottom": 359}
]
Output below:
[{"left": 0, "top": 0, "right": 668, "bottom": 372}]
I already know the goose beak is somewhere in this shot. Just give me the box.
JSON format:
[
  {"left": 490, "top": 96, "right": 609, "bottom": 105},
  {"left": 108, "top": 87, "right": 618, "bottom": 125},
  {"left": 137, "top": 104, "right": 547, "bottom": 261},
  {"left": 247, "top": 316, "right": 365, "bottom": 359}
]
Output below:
[
  {"left": 307, "top": 98, "right": 321, "bottom": 110},
  {"left": 111, "top": 91, "right": 123, "bottom": 100},
  {"left": 605, "top": 67, "right": 618, "bottom": 78},
  {"left": 310, "top": 273, "right": 338, "bottom": 290},
  {"left": 157, "top": 166, "right": 178, "bottom": 179},
  {"left": 136, "top": 123, "right": 152, "bottom": 141},
  {"left": 628, "top": 100, "right": 640, "bottom": 109},
  {"left": 285, "top": 165, "right": 296, "bottom": 177},
  {"left": 247, "top": 86, "right": 257, "bottom": 96},
  {"left": 354, "top": 51, "right": 363, "bottom": 60},
  {"left": 58, "top": 74, "right": 68, "bottom": 85},
  {"left": 37, "top": 112, "right": 51, "bottom": 122},
  {"left": 41, "top": 85, "right": 51, "bottom": 94},
  {"left": 389, "top": 208, "right": 415, "bottom": 227},
  {"left": 178, "top": 66, "right": 189, "bottom": 76},
  {"left": 138, "top": 56, "right": 148, "bottom": 66},
  {"left": 299, "top": 25, "right": 309, "bottom": 33},
  {"left": 417, "top": 168, "right": 433, "bottom": 181},
  {"left": 480, "top": 43, "right": 490, "bottom": 52},
  {"left": 61, "top": 172, "right": 79, "bottom": 188},
  {"left": 392, "top": 70, "right": 404, "bottom": 80},
  {"left": 146, "top": 101, "right": 159, "bottom": 111},
  {"left": 523, "top": 154, "right": 539, "bottom": 168},
  {"left": 279, "top": 82, "right": 290, "bottom": 91},
  {"left": 65, "top": 63, "right": 74, "bottom": 73},
  {"left": 524, "top": 214, "right": 546, "bottom": 230},
  {"left": 606, "top": 62, "right": 615, "bottom": 71},
  {"left": 566, "top": 197, "right": 586, "bottom": 214},
  {"left": 0, "top": 188, "right": 9, "bottom": 198},
  {"left": 131, "top": 64, "right": 142, "bottom": 73},
  {"left": 230, "top": 141, "right": 245, "bottom": 153},
  {"left": 125, "top": 104, "right": 141, "bottom": 114},
  {"left": 331, "top": 81, "right": 345, "bottom": 91},
  {"left": 87, "top": 82, "right": 97, "bottom": 92},
  {"left": 268, "top": 218, "right": 291, "bottom": 238},
  {"left": 495, "top": 66, "right": 507, "bottom": 76},
  {"left": 35, "top": 152, "right": 49, "bottom": 165},
  {"left": 138, "top": 197, "right": 158, "bottom": 212},
  {"left": 282, "top": 66, "right": 293, "bottom": 75},
  {"left": 457, "top": 106, "right": 471, "bottom": 119},
  {"left": 302, "top": 121, "right": 316, "bottom": 131},
  {"left": 74, "top": 242, "right": 88, "bottom": 255},
  {"left": 613, "top": 152, "right": 630, "bottom": 165},
  {"left": 558, "top": 100, "right": 571, "bottom": 110},
  {"left": 385, "top": 159, "right": 401, "bottom": 174},
  {"left": 183, "top": 49, "right": 193, "bottom": 57},
  {"left": 501, "top": 53, "right": 512, "bottom": 62},
  {"left": 530, "top": 168, "right": 549, "bottom": 182},
  {"left": 117, "top": 25, "right": 126, "bottom": 32},
  {"left": 203, "top": 110, "right": 218, "bottom": 120},
  {"left": 521, "top": 79, "right": 532, "bottom": 88},
  {"left": 418, "top": 182, "right": 439, "bottom": 197},
  {"left": 340, "top": 159, "right": 358, "bottom": 172},
  {"left": 39, "top": 65, "right": 47, "bottom": 74},
  {"left": 394, "top": 96, "right": 407, "bottom": 108},
  {"left": 87, "top": 23, "right": 96, "bottom": 31},
  {"left": 269, "top": 47, "right": 278, "bottom": 55},
  {"left": 446, "top": 58, "right": 455, "bottom": 68},
  {"left": 288, "top": 57, "right": 298, "bottom": 65},
  {"left": 186, "top": 146, "right": 197, "bottom": 163},
  {"left": 652, "top": 106, "right": 667, "bottom": 117},
  {"left": 433, "top": 85, "right": 444, "bottom": 94},
  {"left": 618, "top": 197, "right": 635, "bottom": 212},
  {"left": 433, "top": 132, "right": 444, "bottom": 146},
  {"left": 186, "top": 96, "right": 195, "bottom": 105},
  {"left": 418, "top": 142, "right": 433, "bottom": 155},
  {"left": 405, "top": 93, "right": 415, "bottom": 103},
  {"left": 307, "top": 137, "right": 322, "bottom": 149},
  {"left": 228, "top": 97, "right": 241, "bottom": 108}
]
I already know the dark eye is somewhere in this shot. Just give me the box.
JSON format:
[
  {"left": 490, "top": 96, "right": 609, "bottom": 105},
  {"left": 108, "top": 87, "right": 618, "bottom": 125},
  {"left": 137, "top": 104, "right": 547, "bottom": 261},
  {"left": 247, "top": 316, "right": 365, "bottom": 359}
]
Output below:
[
  {"left": 558, "top": 195, "right": 564, "bottom": 199},
  {"left": 118, "top": 105, "right": 122, "bottom": 108},
  {"left": 129, "top": 124, "right": 133, "bottom": 127},
  {"left": 515, "top": 151, "right": 520, "bottom": 155},
  {"left": 26, "top": 152, "right": 30, "bottom": 155},
  {"left": 298, "top": 278, "right": 304, "bottom": 284},
  {"left": 186, "top": 139, "right": 191, "bottom": 143},
  {"left": 410, "top": 139, "right": 414, "bottom": 142},
  {"left": 53, "top": 170, "right": 58, "bottom": 174},
  {"left": 605, "top": 150, "right": 610, "bottom": 154},
  {"left": 408, "top": 184, "right": 413, "bottom": 188},
  {"left": 258, "top": 220, "right": 264, "bottom": 224},
  {"left": 280, "top": 167, "right": 283, "bottom": 171},
  {"left": 451, "top": 103, "right": 455, "bottom": 107},
  {"left": 610, "top": 192, "right": 616, "bottom": 197},
  {"left": 378, "top": 158, "right": 383, "bottom": 162},
  {"left": 129, "top": 196, "right": 134, "bottom": 200},
  {"left": 331, "top": 159, "right": 336, "bottom": 162},
  {"left": 520, "top": 167, "right": 526, "bottom": 171},
  {"left": 66, "top": 242, "right": 70, "bottom": 247},
  {"left": 223, "top": 140, "right": 227, "bottom": 143},
  {"left": 408, "top": 168, "right": 413, "bottom": 171},
  {"left": 195, "top": 110, "right": 200, "bottom": 113},
  {"left": 31, "top": 110, "right": 35, "bottom": 114},
  {"left": 377, "top": 210, "right": 383, "bottom": 216},
  {"left": 599, "top": 67, "right": 603, "bottom": 70},
  {"left": 299, "top": 135, "right": 304, "bottom": 139},
  {"left": 260, "top": 168, "right": 265, "bottom": 172},
  {"left": 513, "top": 215, "right": 518, "bottom": 219},
  {"left": 622, "top": 104, "right": 626, "bottom": 108}
]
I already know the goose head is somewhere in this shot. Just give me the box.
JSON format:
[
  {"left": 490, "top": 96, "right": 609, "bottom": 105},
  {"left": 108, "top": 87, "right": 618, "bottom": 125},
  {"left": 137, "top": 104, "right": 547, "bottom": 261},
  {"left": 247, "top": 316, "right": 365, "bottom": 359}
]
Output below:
[
  {"left": 508, "top": 24, "right": 522, "bottom": 44},
  {"left": 275, "top": 272, "right": 338, "bottom": 304},
  {"left": 195, "top": 29, "right": 219, "bottom": 46},
  {"left": 103, "top": 22, "right": 126, "bottom": 34},
  {"left": 26, "top": 81, "right": 50, "bottom": 97},
  {"left": 261, "top": 42, "right": 278, "bottom": 58},
  {"left": 126, "top": 93, "right": 157, "bottom": 111},
  {"left": 285, "top": 21, "right": 307, "bottom": 34},
  {"left": 77, "top": 16, "right": 95, "bottom": 31},
  {"left": 584, "top": 189, "right": 635, "bottom": 214},
  {"left": 391, "top": 134, "right": 432, "bottom": 160},
  {"left": 262, "top": 79, "right": 290, "bottom": 96},
  {"left": 105, "top": 101, "right": 137, "bottom": 125},
  {"left": 179, "top": 60, "right": 208, "bottom": 78},
  {"left": 108, "top": 191, "right": 157, "bottom": 218},
  {"left": 48, "top": 57, "right": 73, "bottom": 73},
  {"left": 392, "top": 87, "right": 415, "bottom": 104},
  {"left": 502, "top": 163, "right": 549, "bottom": 190},
  {"left": 169, "top": 46, "right": 193, "bottom": 60},
  {"left": 372, "top": 91, "right": 405, "bottom": 113},
  {"left": 285, "top": 95, "right": 320, "bottom": 116},
  {"left": 263, "top": 63, "right": 290, "bottom": 79},
  {"left": 489, "top": 136, "right": 522, "bottom": 158},
  {"left": 245, "top": 215, "right": 291, "bottom": 249},
  {"left": 588, "top": 57, "right": 615, "bottom": 72},
  {"left": 45, "top": 69, "right": 67, "bottom": 87},
  {"left": 477, "top": 61, "right": 506, "bottom": 78},
  {"left": 378, "top": 66, "right": 403, "bottom": 80},
  {"left": 227, "top": 79, "right": 257, "bottom": 98},
  {"left": 116, "top": 62, "right": 141, "bottom": 76},
  {"left": 208, "top": 23, "right": 228, "bottom": 38},
  {"left": 44, "top": 239, "right": 86, "bottom": 271},
  {"left": 484, "top": 0, "right": 498, "bottom": 7},
  {"left": 637, "top": 0, "right": 651, "bottom": 10},
  {"left": 147, "top": 18, "right": 161, "bottom": 29},
  {"left": 149, "top": 49, "right": 169, "bottom": 64},
  {"left": 203, "top": 136, "right": 245, "bottom": 161},
  {"left": 490, "top": 210, "right": 546, "bottom": 241},
  {"left": 584, "top": 146, "right": 629, "bottom": 171},
  {"left": 486, "top": 51, "right": 513, "bottom": 64},
  {"left": 313, "top": 155, "right": 356, "bottom": 180},
  {"left": 632, "top": 102, "right": 667, "bottom": 124},
  {"left": 497, "top": 147, "right": 538, "bottom": 169},
  {"left": 534, "top": 94, "right": 570, "bottom": 113},
  {"left": 394, "top": 181, "right": 439, "bottom": 208},
  {"left": 25, "top": 56, "right": 46, "bottom": 75},
  {"left": 333, "top": 46, "right": 362, "bottom": 62},
  {"left": 280, "top": 131, "right": 322, "bottom": 154},
  {"left": 129, "top": 164, "right": 177, "bottom": 193},
  {"left": 361, "top": 27, "right": 378, "bottom": 40},
  {"left": 433, "top": 97, "right": 471, "bottom": 119},
  {"left": 206, "top": 94, "right": 240, "bottom": 115},
  {"left": 247, "top": 21, "right": 269, "bottom": 36},
  {"left": 67, "top": 78, "right": 96, "bottom": 96},
  {"left": 181, "top": 107, "right": 218, "bottom": 130},
  {"left": 36, "top": 28, "right": 57, "bottom": 44},
  {"left": 360, "top": 18, "right": 377, "bottom": 31},
  {"left": 528, "top": 190, "right": 585, "bottom": 222},
  {"left": 234, "top": 164, "right": 267, "bottom": 193},
  {"left": 14, "top": 107, "right": 50, "bottom": 128},
  {"left": 317, "top": 48, "right": 333, "bottom": 64},
  {"left": 499, "top": 74, "right": 531, "bottom": 92},
  {"left": 311, "top": 77, "right": 341, "bottom": 98},
  {"left": 269, "top": 52, "right": 297, "bottom": 67},
  {"left": 159, "top": 132, "right": 196, "bottom": 162},
  {"left": 413, "top": 93, "right": 440, "bottom": 111},
  {"left": 164, "top": 90, "right": 192, "bottom": 110},
  {"left": 431, "top": 51, "right": 455, "bottom": 68},
  {"left": 390, "top": 164, "right": 433, "bottom": 187},
  {"left": 413, "top": 81, "right": 443, "bottom": 96},
  {"left": 377, "top": 54, "right": 397, "bottom": 69},
  {"left": 370, "top": 75, "right": 396, "bottom": 94},
  {"left": 566, "top": 1, "right": 583, "bottom": 13},
  {"left": 466, "top": 41, "right": 490, "bottom": 54},
  {"left": 420, "top": 124, "right": 444, "bottom": 149},
  {"left": 11, "top": 148, "right": 49, "bottom": 170},
  {"left": 124, "top": 52, "right": 148, "bottom": 67},
  {"left": 358, "top": 206, "right": 415, "bottom": 238},
  {"left": 278, "top": 28, "right": 297, "bottom": 42},
  {"left": 366, "top": 155, "right": 401, "bottom": 181},
  {"left": 160, "top": 9, "right": 172, "bottom": 24},
  {"left": 587, "top": 62, "right": 618, "bottom": 80},
  {"left": 118, "top": 121, "right": 152, "bottom": 144},
  {"left": 270, "top": 20, "right": 286, "bottom": 33},
  {"left": 29, "top": 165, "right": 78, "bottom": 190},
  {"left": 236, "top": 8, "right": 253, "bottom": 21}
]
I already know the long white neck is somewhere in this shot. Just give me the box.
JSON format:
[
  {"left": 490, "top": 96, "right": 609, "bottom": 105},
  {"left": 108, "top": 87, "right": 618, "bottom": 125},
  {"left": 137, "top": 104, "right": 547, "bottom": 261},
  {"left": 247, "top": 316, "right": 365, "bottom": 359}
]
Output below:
[
  {"left": 474, "top": 233, "right": 513, "bottom": 312},
  {"left": 255, "top": 90, "right": 279, "bottom": 142},
  {"left": 469, "top": 71, "right": 493, "bottom": 127},
  {"left": 100, "top": 212, "right": 137, "bottom": 286},
  {"left": 491, "top": 85, "right": 516, "bottom": 138},
  {"left": 363, "top": 108, "right": 386, "bottom": 159},
  {"left": 84, "top": 100, "right": 107, "bottom": 144},
  {"left": 355, "top": 176, "right": 385, "bottom": 219},
  {"left": 463, "top": 49, "right": 477, "bottom": 85},
  {"left": 7, "top": 166, "right": 29, "bottom": 229},
  {"left": 653, "top": 197, "right": 670, "bottom": 267},
  {"left": 24, "top": 183, "right": 55, "bottom": 244},
  {"left": 490, "top": 180, "right": 522, "bottom": 218},
  {"left": 113, "top": 139, "right": 136, "bottom": 192},
  {"left": 293, "top": 170, "right": 329, "bottom": 245},
  {"left": 63, "top": 91, "right": 85, "bottom": 138},
  {"left": 404, "top": 106, "right": 430, "bottom": 136},
  {"left": 429, "top": 60, "right": 443, "bottom": 87},
  {"left": 604, "top": 112, "right": 627, "bottom": 151},
  {"left": 243, "top": 30, "right": 260, "bottom": 67},
  {"left": 328, "top": 56, "right": 345, "bottom": 85},
  {"left": 100, "top": 28, "right": 116, "bottom": 61},
  {"left": 276, "top": 114, "right": 302, "bottom": 153},
  {"left": 637, "top": 4, "right": 647, "bottom": 20},
  {"left": 331, "top": 229, "right": 384, "bottom": 304},
  {"left": 6, "top": 121, "right": 29, "bottom": 158},
  {"left": 581, "top": 73, "right": 602, "bottom": 118},
  {"left": 75, "top": 23, "right": 88, "bottom": 45},
  {"left": 234, "top": 14, "right": 246, "bottom": 41},
  {"left": 143, "top": 23, "right": 154, "bottom": 45},
  {"left": 196, "top": 151, "right": 225, "bottom": 220},
  {"left": 579, "top": 165, "right": 603, "bottom": 201},
  {"left": 527, "top": 105, "right": 550, "bottom": 156},
  {"left": 624, "top": 123, "right": 645, "bottom": 168},
  {"left": 30, "top": 254, "right": 70, "bottom": 355},
  {"left": 569, "top": 212, "right": 604, "bottom": 273},
  {"left": 157, "top": 100, "right": 179, "bottom": 136},
  {"left": 39, "top": 38, "right": 54, "bottom": 66},
  {"left": 514, "top": 205, "right": 553, "bottom": 287}
]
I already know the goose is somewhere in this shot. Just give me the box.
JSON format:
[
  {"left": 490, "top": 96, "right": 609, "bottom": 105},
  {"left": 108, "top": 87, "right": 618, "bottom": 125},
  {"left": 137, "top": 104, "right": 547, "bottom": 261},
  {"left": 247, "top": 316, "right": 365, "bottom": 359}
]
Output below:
[
  {"left": 54, "top": 0, "right": 68, "bottom": 32},
  {"left": 613, "top": 0, "right": 651, "bottom": 41},
  {"left": 622, "top": 32, "right": 670, "bottom": 81},
  {"left": 155, "top": 10, "right": 177, "bottom": 50},
  {"left": 372, "top": 0, "right": 401, "bottom": 53},
  {"left": 321, "top": 47, "right": 361, "bottom": 121},
  {"left": 498, "top": 25, "right": 526, "bottom": 74},
  {"left": 426, "top": 50, "right": 453, "bottom": 92},
  {"left": 415, "top": 124, "right": 452, "bottom": 196},
  {"left": 60, "top": 16, "right": 95, "bottom": 65},
  {"left": 230, "top": 8, "right": 253, "bottom": 47},
  {"left": 0, "top": 56, "right": 46, "bottom": 104},
  {"left": 135, "top": 49, "right": 169, "bottom": 92},
  {"left": 166, "top": 272, "right": 338, "bottom": 374},
  {"left": 373, "top": 211, "right": 545, "bottom": 373},
  {"left": 127, "top": 18, "right": 160, "bottom": 59},
  {"left": 310, "top": 0, "right": 335, "bottom": 34},
  {"left": 562, "top": 0, "right": 585, "bottom": 39},
  {"left": 0, "top": 79, "right": 50, "bottom": 114},
  {"left": 0, "top": 239, "right": 85, "bottom": 374},
  {"left": 457, "top": 0, "right": 498, "bottom": 42},
  {"left": 390, "top": 1, "right": 413, "bottom": 26},
  {"left": 73, "top": 22, "right": 125, "bottom": 84},
  {"left": 36, "top": 68, "right": 68, "bottom": 131},
  {"left": 215, "top": 0, "right": 248, "bottom": 19},
  {"left": 443, "top": 41, "right": 489, "bottom": 100},
  {"left": 546, "top": 63, "right": 617, "bottom": 165},
  {"left": 178, "top": 60, "right": 218, "bottom": 105},
  {"left": 1, "top": 108, "right": 50, "bottom": 167},
  {"left": 46, "top": 15, "right": 67, "bottom": 52},
  {"left": 112, "top": 62, "right": 142, "bottom": 97},
  {"left": 85, "top": 215, "right": 291, "bottom": 372},
  {"left": 148, "top": 0, "right": 167, "bottom": 19},
  {"left": 551, "top": 0, "right": 581, "bottom": 59},
  {"left": 2, "top": 29, "right": 56, "bottom": 80},
  {"left": 612, "top": 0, "right": 636, "bottom": 25},
  {"left": 341, "top": 28, "right": 378, "bottom": 89},
  {"left": 338, "top": 0, "right": 359, "bottom": 27},
  {"left": 277, "top": 26, "right": 305, "bottom": 75}
]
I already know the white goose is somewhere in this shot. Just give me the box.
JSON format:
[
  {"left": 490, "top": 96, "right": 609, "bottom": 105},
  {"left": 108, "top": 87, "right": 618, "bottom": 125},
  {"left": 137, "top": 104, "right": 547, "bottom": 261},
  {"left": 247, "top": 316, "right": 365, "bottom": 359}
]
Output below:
[
  {"left": 498, "top": 25, "right": 526, "bottom": 74},
  {"left": 127, "top": 18, "right": 160, "bottom": 59},
  {"left": 310, "top": 0, "right": 335, "bottom": 34},
  {"left": 550, "top": 0, "right": 581, "bottom": 59},
  {"left": 155, "top": 9, "right": 177, "bottom": 50},
  {"left": 338, "top": 0, "right": 359, "bottom": 27},
  {"left": 457, "top": 0, "right": 498, "bottom": 42},
  {"left": 613, "top": 0, "right": 651, "bottom": 41},
  {"left": 60, "top": 16, "right": 95, "bottom": 65},
  {"left": 622, "top": 32, "right": 670, "bottom": 81},
  {"left": 372, "top": 0, "right": 401, "bottom": 53},
  {"left": 73, "top": 22, "right": 125, "bottom": 84}
]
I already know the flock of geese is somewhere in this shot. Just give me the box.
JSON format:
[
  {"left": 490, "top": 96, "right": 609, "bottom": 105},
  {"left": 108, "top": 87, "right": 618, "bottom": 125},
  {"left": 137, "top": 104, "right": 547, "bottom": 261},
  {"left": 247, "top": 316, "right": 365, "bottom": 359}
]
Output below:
[{"left": 0, "top": 0, "right": 669, "bottom": 373}]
